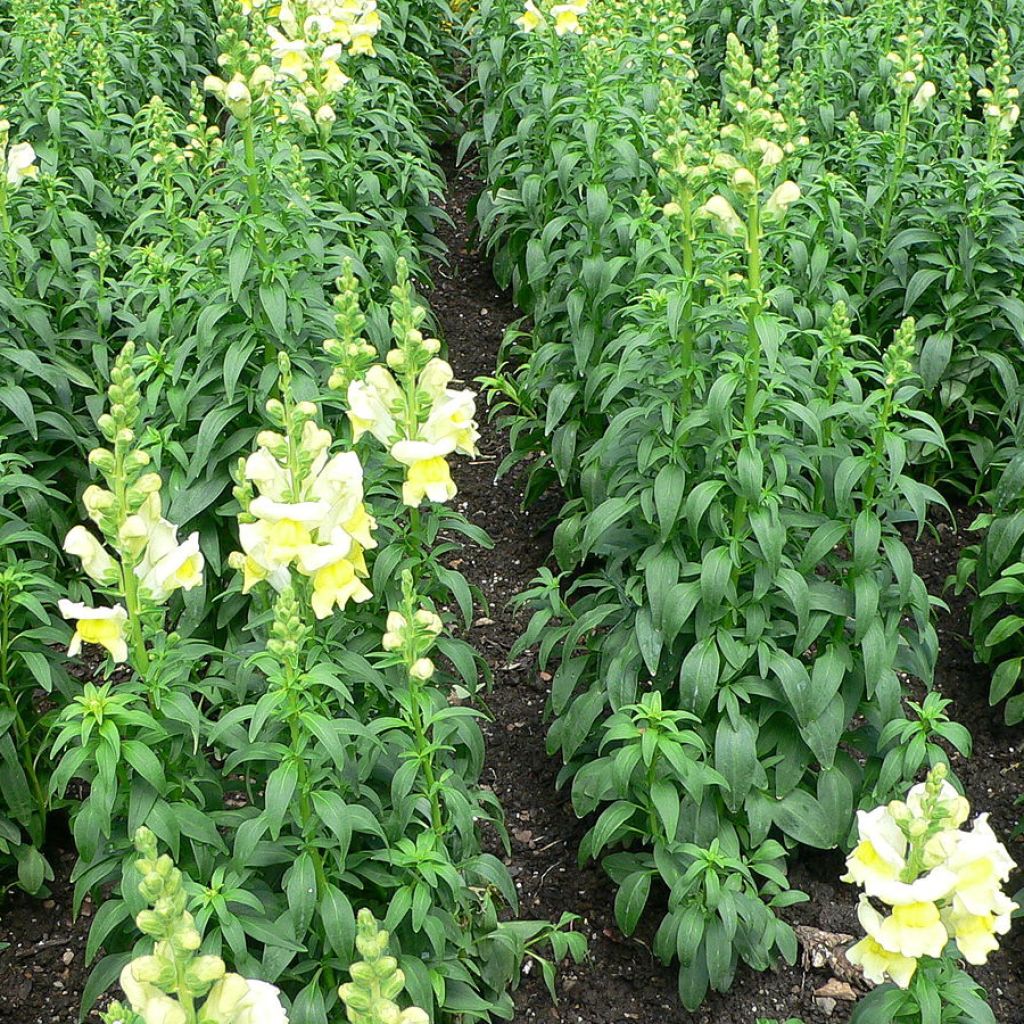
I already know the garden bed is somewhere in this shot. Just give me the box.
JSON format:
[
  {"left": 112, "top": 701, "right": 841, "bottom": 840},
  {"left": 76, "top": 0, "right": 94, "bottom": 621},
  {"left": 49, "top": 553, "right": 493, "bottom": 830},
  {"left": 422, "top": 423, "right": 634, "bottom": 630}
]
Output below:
[{"left": 4, "top": 150, "right": 1020, "bottom": 1024}]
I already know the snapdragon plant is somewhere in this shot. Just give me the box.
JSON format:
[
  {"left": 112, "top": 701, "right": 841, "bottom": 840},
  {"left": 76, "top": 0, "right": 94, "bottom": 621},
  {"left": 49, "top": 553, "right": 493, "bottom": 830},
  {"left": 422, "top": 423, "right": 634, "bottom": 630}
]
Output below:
[{"left": 843, "top": 765, "right": 1014, "bottom": 1024}]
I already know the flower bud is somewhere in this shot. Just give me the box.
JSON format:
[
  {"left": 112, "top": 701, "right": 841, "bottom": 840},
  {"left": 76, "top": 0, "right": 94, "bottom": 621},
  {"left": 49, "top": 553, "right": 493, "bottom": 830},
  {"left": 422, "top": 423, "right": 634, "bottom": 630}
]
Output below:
[
  {"left": 184, "top": 955, "right": 226, "bottom": 993},
  {"left": 316, "top": 104, "right": 337, "bottom": 125},
  {"left": 763, "top": 180, "right": 801, "bottom": 218},
  {"left": 414, "top": 609, "right": 444, "bottom": 635},
  {"left": 386, "top": 349, "right": 406, "bottom": 370},
  {"left": 136, "top": 472, "right": 163, "bottom": 494},
  {"left": 89, "top": 447, "right": 116, "bottom": 474},
  {"left": 225, "top": 79, "right": 252, "bottom": 119},
  {"left": 731, "top": 167, "right": 756, "bottom": 191},
  {"left": 911, "top": 81, "right": 936, "bottom": 111},
  {"left": 410, "top": 657, "right": 434, "bottom": 681},
  {"left": 135, "top": 909, "right": 163, "bottom": 936}
]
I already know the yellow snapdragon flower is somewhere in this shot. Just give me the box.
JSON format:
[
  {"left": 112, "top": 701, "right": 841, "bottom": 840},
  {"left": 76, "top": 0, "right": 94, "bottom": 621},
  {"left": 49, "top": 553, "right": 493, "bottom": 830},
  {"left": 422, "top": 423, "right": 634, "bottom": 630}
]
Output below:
[
  {"left": 874, "top": 901, "right": 949, "bottom": 959},
  {"left": 391, "top": 440, "right": 458, "bottom": 506},
  {"left": 515, "top": 0, "right": 545, "bottom": 32},
  {"left": 551, "top": 2, "right": 585, "bottom": 35},
  {"left": 296, "top": 534, "right": 371, "bottom": 618},
  {"left": 846, "top": 899, "right": 919, "bottom": 988},
  {"left": 348, "top": 365, "right": 402, "bottom": 445},
  {"left": 58, "top": 601, "right": 129, "bottom": 663},
  {"left": 4, "top": 140, "right": 38, "bottom": 188},
  {"left": 136, "top": 530, "right": 205, "bottom": 602},
  {"left": 939, "top": 814, "right": 1017, "bottom": 915},
  {"left": 842, "top": 806, "right": 906, "bottom": 888}
]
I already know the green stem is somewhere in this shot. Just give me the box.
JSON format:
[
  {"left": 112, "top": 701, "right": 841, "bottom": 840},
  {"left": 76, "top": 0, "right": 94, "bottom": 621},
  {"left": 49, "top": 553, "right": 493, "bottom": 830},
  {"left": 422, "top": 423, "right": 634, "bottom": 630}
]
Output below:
[
  {"left": 113, "top": 444, "right": 150, "bottom": 683},
  {"left": 878, "top": 92, "right": 911, "bottom": 258},
  {"left": 679, "top": 187, "right": 695, "bottom": 414},
  {"left": 0, "top": 188, "right": 23, "bottom": 294}
]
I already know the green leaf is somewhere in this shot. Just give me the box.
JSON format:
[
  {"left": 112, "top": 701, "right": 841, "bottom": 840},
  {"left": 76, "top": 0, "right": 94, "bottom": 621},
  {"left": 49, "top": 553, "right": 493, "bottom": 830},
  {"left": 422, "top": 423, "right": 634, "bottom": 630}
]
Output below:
[
  {"left": 613, "top": 871, "right": 651, "bottom": 937},
  {"left": 679, "top": 637, "right": 720, "bottom": 716},
  {"left": 654, "top": 464, "right": 686, "bottom": 541},
  {"left": 772, "top": 789, "right": 836, "bottom": 849},
  {"left": 714, "top": 717, "right": 756, "bottom": 812},
  {"left": 0, "top": 385, "right": 37, "bottom": 439},
  {"left": 264, "top": 763, "right": 298, "bottom": 841},
  {"left": 700, "top": 546, "right": 733, "bottom": 608}
]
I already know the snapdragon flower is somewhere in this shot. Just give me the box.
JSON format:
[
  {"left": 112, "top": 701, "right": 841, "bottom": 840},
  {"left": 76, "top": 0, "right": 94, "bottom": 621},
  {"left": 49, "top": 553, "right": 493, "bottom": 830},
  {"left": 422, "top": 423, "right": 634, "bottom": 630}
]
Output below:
[
  {"left": 231, "top": 371, "right": 377, "bottom": 618},
  {"left": 58, "top": 601, "right": 129, "bottom": 662},
  {"left": 843, "top": 766, "right": 1017, "bottom": 990}
]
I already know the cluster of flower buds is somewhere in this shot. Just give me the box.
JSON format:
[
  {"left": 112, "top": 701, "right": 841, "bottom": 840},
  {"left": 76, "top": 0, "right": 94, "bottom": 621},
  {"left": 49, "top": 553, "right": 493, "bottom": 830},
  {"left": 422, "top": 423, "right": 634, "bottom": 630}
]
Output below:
[
  {"left": 137, "top": 95, "right": 186, "bottom": 170},
  {"left": 381, "top": 573, "right": 444, "bottom": 682},
  {"left": 885, "top": 5, "right": 932, "bottom": 108},
  {"left": 338, "top": 909, "right": 429, "bottom": 1024},
  {"left": 979, "top": 30, "right": 1021, "bottom": 140},
  {"left": 0, "top": 118, "right": 38, "bottom": 190},
  {"left": 182, "top": 83, "right": 224, "bottom": 169},
  {"left": 230, "top": 353, "right": 376, "bottom": 619},
  {"left": 60, "top": 343, "right": 204, "bottom": 664},
  {"left": 844, "top": 765, "right": 1017, "bottom": 988},
  {"left": 335, "top": 260, "right": 480, "bottom": 507},
  {"left": 882, "top": 316, "right": 917, "bottom": 390},
  {"left": 695, "top": 31, "right": 806, "bottom": 239},
  {"left": 205, "top": 1, "right": 277, "bottom": 120},
  {"left": 105, "top": 827, "right": 289, "bottom": 1024},
  {"left": 654, "top": 79, "right": 716, "bottom": 220},
  {"left": 325, "top": 260, "right": 378, "bottom": 392},
  {"left": 515, "top": 0, "right": 588, "bottom": 37}
]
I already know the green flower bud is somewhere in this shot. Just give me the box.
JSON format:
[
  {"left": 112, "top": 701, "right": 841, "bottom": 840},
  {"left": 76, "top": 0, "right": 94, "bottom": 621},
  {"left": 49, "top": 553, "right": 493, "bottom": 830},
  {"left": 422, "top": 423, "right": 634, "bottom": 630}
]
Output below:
[{"left": 89, "top": 447, "right": 116, "bottom": 474}]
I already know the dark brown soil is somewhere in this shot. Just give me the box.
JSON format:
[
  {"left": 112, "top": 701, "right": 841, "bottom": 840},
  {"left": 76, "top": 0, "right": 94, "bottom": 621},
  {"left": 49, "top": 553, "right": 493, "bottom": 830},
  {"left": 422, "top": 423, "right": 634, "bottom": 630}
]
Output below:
[{"left": 3, "top": 154, "right": 1022, "bottom": 1024}]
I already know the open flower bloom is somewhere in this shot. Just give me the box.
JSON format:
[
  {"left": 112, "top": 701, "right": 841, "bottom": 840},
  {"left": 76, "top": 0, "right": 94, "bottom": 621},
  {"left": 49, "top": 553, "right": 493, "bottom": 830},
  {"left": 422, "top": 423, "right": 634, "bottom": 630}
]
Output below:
[
  {"left": 700, "top": 194, "right": 744, "bottom": 235},
  {"left": 136, "top": 531, "right": 205, "bottom": 602},
  {"left": 391, "top": 440, "right": 458, "bottom": 506},
  {"left": 296, "top": 534, "right": 371, "bottom": 618},
  {"left": 200, "top": 973, "right": 288, "bottom": 1024},
  {"left": 236, "top": 979, "right": 290, "bottom": 1024},
  {"left": 842, "top": 806, "right": 906, "bottom": 890},
  {"left": 846, "top": 898, "right": 919, "bottom": 988},
  {"left": 942, "top": 892, "right": 1015, "bottom": 965},
  {"left": 939, "top": 814, "right": 1017, "bottom": 916},
  {"left": 63, "top": 526, "right": 119, "bottom": 585},
  {"left": 348, "top": 365, "right": 402, "bottom": 446},
  {"left": 422, "top": 391, "right": 480, "bottom": 456},
  {"left": 873, "top": 900, "right": 949, "bottom": 959},
  {"left": 5, "top": 140, "right": 38, "bottom": 187},
  {"left": 763, "top": 180, "right": 801, "bottom": 218},
  {"left": 242, "top": 500, "right": 326, "bottom": 571},
  {"left": 551, "top": 2, "right": 585, "bottom": 35},
  {"left": 515, "top": 0, "right": 544, "bottom": 31},
  {"left": 59, "top": 601, "right": 129, "bottom": 663},
  {"left": 310, "top": 451, "right": 376, "bottom": 543}
]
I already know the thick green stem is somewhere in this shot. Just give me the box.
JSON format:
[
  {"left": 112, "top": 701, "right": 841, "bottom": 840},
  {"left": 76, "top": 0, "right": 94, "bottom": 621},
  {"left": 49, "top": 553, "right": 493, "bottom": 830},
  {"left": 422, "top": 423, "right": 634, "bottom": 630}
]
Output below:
[{"left": 679, "top": 187, "right": 696, "bottom": 413}]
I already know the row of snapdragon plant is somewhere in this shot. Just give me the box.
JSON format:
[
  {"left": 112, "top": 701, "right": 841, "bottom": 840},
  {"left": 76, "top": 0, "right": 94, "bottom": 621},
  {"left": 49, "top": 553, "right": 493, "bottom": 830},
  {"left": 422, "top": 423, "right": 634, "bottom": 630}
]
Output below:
[
  {"left": 1, "top": 0, "right": 449, "bottom": 881},
  {"left": 463, "top": 0, "right": 1019, "bottom": 1014},
  {"left": 691, "top": 0, "right": 1024, "bottom": 727},
  {"left": 1, "top": 2, "right": 586, "bottom": 1022}
]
